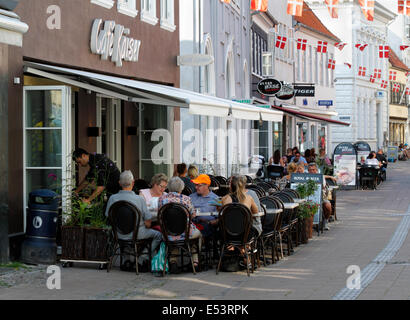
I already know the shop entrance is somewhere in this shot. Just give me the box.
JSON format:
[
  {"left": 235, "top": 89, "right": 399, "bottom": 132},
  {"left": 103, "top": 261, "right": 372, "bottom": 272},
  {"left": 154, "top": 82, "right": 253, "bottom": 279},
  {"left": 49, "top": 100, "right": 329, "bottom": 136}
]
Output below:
[{"left": 96, "top": 96, "right": 122, "bottom": 171}]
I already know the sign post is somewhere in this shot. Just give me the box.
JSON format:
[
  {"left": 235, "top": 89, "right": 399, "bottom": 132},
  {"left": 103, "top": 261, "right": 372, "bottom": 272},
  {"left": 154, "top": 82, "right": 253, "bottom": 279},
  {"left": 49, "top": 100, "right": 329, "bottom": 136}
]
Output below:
[
  {"left": 333, "top": 142, "right": 357, "bottom": 190},
  {"left": 290, "top": 173, "right": 324, "bottom": 236}
]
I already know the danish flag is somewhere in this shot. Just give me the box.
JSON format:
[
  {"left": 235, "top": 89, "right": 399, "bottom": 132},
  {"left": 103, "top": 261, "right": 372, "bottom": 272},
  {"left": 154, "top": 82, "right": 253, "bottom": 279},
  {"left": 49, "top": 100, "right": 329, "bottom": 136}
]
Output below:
[
  {"left": 389, "top": 70, "right": 397, "bottom": 81},
  {"left": 251, "top": 0, "right": 268, "bottom": 12},
  {"left": 287, "top": 0, "right": 304, "bottom": 16},
  {"left": 358, "top": 66, "right": 366, "bottom": 76},
  {"left": 398, "top": 0, "right": 410, "bottom": 15},
  {"left": 406, "top": 87, "right": 410, "bottom": 95},
  {"left": 379, "top": 45, "right": 389, "bottom": 58},
  {"left": 344, "top": 62, "right": 352, "bottom": 68},
  {"left": 381, "top": 80, "right": 388, "bottom": 88},
  {"left": 393, "top": 83, "right": 401, "bottom": 93},
  {"left": 221, "top": 0, "right": 231, "bottom": 3},
  {"left": 370, "top": 75, "right": 375, "bottom": 83},
  {"left": 325, "top": 0, "right": 339, "bottom": 18},
  {"left": 297, "top": 38, "right": 307, "bottom": 51},
  {"left": 328, "top": 59, "right": 336, "bottom": 70},
  {"left": 335, "top": 42, "right": 347, "bottom": 50},
  {"left": 276, "top": 36, "right": 287, "bottom": 49},
  {"left": 317, "top": 41, "right": 328, "bottom": 53},
  {"left": 406, "top": 71, "right": 410, "bottom": 77},
  {"left": 359, "top": 0, "right": 374, "bottom": 21},
  {"left": 373, "top": 68, "right": 381, "bottom": 79},
  {"left": 400, "top": 45, "right": 410, "bottom": 50},
  {"left": 355, "top": 43, "right": 368, "bottom": 51}
]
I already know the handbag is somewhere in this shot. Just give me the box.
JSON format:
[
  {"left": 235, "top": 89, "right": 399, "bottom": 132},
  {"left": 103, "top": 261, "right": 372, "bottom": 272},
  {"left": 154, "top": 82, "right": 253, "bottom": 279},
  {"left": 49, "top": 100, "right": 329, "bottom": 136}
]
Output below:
[{"left": 151, "top": 242, "right": 169, "bottom": 274}]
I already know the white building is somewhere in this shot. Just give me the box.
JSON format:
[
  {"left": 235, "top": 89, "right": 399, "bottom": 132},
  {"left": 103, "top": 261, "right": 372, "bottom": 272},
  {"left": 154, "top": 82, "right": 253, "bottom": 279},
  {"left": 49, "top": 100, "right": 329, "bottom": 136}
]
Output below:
[{"left": 307, "top": 0, "right": 396, "bottom": 152}]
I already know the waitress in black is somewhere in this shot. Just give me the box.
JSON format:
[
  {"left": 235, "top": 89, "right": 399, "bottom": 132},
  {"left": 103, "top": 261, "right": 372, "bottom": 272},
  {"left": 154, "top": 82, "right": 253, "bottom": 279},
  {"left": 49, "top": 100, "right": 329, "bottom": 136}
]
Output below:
[{"left": 72, "top": 148, "right": 121, "bottom": 204}]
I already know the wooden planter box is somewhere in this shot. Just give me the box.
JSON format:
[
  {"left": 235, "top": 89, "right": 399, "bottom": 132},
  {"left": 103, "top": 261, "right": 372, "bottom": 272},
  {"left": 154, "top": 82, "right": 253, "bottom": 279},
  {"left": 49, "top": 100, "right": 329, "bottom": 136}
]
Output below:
[
  {"left": 61, "top": 226, "right": 85, "bottom": 260},
  {"left": 84, "top": 228, "right": 110, "bottom": 261}
]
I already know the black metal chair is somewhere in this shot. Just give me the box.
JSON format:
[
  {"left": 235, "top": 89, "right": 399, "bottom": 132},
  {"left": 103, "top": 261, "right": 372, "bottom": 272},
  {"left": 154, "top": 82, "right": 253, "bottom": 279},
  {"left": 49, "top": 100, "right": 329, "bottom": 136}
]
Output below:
[
  {"left": 281, "top": 190, "right": 300, "bottom": 247},
  {"left": 246, "top": 185, "right": 266, "bottom": 198},
  {"left": 133, "top": 179, "right": 150, "bottom": 193},
  {"left": 325, "top": 180, "right": 338, "bottom": 221},
  {"left": 216, "top": 203, "right": 257, "bottom": 276},
  {"left": 214, "top": 176, "right": 229, "bottom": 197},
  {"left": 274, "top": 193, "right": 294, "bottom": 255},
  {"left": 258, "top": 196, "right": 283, "bottom": 265},
  {"left": 158, "top": 203, "right": 199, "bottom": 276},
  {"left": 181, "top": 184, "right": 195, "bottom": 196},
  {"left": 107, "top": 201, "right": 153, "bottom": 275},
  {"left": 359, "top": 166, "right": 379, "bottom": 190},
  {"left": 267, "top": 165, "right": 285, "bottom": 180}
]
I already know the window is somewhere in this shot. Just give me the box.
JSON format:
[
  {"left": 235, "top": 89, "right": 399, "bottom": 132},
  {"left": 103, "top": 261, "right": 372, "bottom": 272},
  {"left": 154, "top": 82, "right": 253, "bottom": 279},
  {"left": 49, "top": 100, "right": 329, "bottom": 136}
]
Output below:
[
  {"left": 251, "top": 26, "right": 267, "bottom": 76},
  {"left": 117, "top": 0, "right": 138, "bottom": 17},
  {"left": 141, "top": 0, "right": 158, "bottom": 26},
  {"left": 90, "top": 0, "right": 114, "bottom": 9},
  {"left": 204, "top": 34, "right": 216, "bottom": 95},
  {"left": 252, "top": 121, "right": 269, "bottom": 160},
  {"left": 160, "top": 0, "right": 176, "bottom": 32}
]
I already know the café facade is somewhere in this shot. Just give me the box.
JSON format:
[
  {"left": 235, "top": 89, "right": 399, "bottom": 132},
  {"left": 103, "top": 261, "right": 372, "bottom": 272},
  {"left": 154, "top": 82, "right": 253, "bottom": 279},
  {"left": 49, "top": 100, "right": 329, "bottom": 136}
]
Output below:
[{"left": 6, "top": 0, "right": 274, "bottom": 250}]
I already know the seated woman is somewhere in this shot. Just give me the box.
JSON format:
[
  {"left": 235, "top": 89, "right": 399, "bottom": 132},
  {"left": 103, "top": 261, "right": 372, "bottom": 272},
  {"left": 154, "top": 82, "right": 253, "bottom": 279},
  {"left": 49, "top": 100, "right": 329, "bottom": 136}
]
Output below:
[
  {"left": 296, "top": 163, "right": 305, "bottom": 173},
  {"left": 365, "top": 152, "right": 381, "bottom": 167},
  {"left": 269, "top": 149, "right": 285, "bottom": 167},
  {"left": 188, "top": 165, "right": 199, "bottom": 180},
  {"left": 221, "top": 175, "right": 261, "bottom": 267},
  {"left": 139, "top": 173, "right": 168, "bottom": 211},
  {"left": 174, "top": 163, "right": 195, "bottom": 192},
  {"left": 317, "top": 148, "right": 331, "bottom": 166},
  {"left": 278, "top": 162, "right": 297, "bottom": 189},
  {"left": 158, "top": 177, "right": 202, "bottom": 273}
]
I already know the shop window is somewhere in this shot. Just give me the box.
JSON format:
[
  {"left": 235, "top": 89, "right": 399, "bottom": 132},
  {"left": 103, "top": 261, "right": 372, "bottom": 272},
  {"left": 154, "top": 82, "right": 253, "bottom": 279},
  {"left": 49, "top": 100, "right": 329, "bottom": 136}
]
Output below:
[
  {"left": 141, "top": 0, "right": 158, "bottom": 26},
  {"left": 160, "top": 0, "right": 176, "bottom": 32},
  {"left": 90, "top": 0, "right": 114, "bottom": 9},
  {"left": 117, "top": 0, "right": 139, "bottom": 18}
]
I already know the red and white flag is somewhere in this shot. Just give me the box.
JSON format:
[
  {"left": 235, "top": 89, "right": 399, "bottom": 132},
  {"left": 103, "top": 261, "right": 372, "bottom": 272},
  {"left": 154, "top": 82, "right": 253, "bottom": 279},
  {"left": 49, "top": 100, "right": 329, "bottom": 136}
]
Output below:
[
  {"left": 389, "top": 70, "right": 397, "bottom": 80},
  {"left": 393, "top": 83, "right": 401, "bottom": 92},
  {"left": 406, "top": 71, "right": 410, "bottom": 77},
  {"left": 355, "top": 43, "right": 368, "bottom": 51},
  {"left": 381, "top": 80, "right": 388, "bottom": 88},
  {"left": 398, "top": 0, "right": 410, "bottom": 15},
  {"left": 344, "top": 62, "right": 352, "bottom": 68},
  {"left": 379, "top": 45, "right": 390, "bottom": 58},
  {"left": 406, "top": 87, "right": 410, "bottom": 95},
  {"left": 297, "top": 38, "right": 307, "bottom": 51},
  {"left": 221, "top": 0, "right": 231, "bottom": 3},
  {"left": 328, "top": 59, "right": 336, "bottom": 70},
  {"left": 251, "top": 0, "right": 268, "bottom": 12},
  {"left": 400, "top": 45, "right": 410, "bottom": 50},
  {"left": 335, "top": 42, "right": 347, "bottom": 50},
  {"left": 373, "top": 68, "right": 381, "bottom": 79},
  {"left": 325, "top": 0, "right": 339, "bottom": 18},
  {"left": 370, "top": 75, "right": 375, "bottom": 83},
  {"left": 358, "top": 66, "right": 366, "bottom": 76},
  {"left": 317, "top": 41, "right": 328, "bottom": 53},
  {"left": 359, "top": 0, "right": 374, "bottom": 21},
  {"left": 287, "top": 0, "right": 303, "bottom": 16},
  {"left": 276, "top": 36, "right": 287, "bottom": 49}
]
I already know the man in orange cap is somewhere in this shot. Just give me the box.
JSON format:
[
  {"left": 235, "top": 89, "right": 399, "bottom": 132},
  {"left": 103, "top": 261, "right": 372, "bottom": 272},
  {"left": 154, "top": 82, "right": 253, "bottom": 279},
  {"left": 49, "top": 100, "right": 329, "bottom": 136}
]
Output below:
[{"left": 189, "top": 174, "right": 220, "bottom": 237}]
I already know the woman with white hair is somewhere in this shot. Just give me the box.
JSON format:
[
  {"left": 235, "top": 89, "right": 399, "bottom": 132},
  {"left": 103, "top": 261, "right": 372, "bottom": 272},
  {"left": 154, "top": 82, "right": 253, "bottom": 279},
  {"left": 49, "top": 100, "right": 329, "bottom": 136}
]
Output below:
[{"left": 158, "top": 176, "right": 202, "bottom": 273}]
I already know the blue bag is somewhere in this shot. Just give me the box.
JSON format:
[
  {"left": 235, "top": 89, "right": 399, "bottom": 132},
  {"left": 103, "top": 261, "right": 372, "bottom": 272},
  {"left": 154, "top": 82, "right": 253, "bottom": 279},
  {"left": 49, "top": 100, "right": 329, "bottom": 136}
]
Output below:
[{"left": 151, "top": 242, "right": 169, "bottom": 274}]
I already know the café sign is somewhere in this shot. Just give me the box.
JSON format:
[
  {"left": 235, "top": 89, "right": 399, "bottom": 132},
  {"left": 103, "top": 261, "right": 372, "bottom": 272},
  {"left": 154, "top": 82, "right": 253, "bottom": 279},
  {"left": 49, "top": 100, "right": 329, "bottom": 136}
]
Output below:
[{"left": 90, "top": 19, "right": 141, "bottom": 67}]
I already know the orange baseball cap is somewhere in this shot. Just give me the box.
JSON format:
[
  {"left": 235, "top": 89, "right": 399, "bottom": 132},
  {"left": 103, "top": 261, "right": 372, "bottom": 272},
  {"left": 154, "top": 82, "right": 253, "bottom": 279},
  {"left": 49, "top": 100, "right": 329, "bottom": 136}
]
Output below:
[{"left": 191, "top": 174, "right": 211, "bottom": 185}]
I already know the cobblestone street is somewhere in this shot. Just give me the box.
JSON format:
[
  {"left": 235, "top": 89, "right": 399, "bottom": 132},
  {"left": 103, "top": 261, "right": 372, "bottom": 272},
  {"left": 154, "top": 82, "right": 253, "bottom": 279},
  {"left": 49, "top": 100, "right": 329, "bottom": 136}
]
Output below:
[{"left": 1, "top": 160, "right": 410, "bottom": 300}]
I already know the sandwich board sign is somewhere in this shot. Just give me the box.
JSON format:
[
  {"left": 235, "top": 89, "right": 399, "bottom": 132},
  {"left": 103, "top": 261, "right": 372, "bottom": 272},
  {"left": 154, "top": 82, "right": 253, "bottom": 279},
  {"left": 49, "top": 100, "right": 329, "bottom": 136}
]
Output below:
[
  {"left": 387, "top": 146, "right": 398, "bottom": 162},
  {"left": 290, "top": 173, "right": 323, "bottom": 236},
  {"left": 333, "top": 142, "right": 357, "bottom": 190}
]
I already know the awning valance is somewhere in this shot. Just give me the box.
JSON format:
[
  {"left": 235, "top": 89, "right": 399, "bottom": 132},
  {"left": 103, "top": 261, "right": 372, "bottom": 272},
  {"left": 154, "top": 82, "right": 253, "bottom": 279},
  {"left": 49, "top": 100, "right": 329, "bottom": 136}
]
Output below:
[
  {"left": 23, "top": 62, "right": 283, "bottom": 122},
  {"left": 271, "top": 105, "right": 350, "bottom": 126}
]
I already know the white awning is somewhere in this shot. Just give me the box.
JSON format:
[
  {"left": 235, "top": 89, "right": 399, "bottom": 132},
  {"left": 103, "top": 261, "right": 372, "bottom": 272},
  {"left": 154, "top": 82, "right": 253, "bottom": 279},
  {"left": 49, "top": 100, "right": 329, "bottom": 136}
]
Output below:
[{"left": 23, "top": 62, "right": 283, "bottom": 122}]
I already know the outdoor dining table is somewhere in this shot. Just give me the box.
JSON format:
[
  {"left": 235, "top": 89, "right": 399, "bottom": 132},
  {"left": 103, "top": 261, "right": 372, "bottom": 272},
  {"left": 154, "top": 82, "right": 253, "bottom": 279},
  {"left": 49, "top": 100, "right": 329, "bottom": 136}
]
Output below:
[{"left": 283, "top": 203, "right": 299, "bottom": 210}]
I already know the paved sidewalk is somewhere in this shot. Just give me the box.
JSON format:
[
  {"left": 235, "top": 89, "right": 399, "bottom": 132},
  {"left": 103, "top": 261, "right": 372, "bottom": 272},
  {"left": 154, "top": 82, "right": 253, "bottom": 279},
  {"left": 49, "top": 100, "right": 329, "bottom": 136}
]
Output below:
[{"left": 1, "top": 160, "right": 410, "bottom": 300}]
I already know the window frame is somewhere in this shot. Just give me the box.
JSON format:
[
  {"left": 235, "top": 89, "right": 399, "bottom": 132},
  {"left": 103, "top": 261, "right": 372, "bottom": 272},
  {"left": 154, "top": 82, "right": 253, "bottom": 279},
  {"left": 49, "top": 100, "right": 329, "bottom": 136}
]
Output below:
[
  {"left": 160, "top": 0, "right": 176, "bottom": 32},
  {"left": 90, "top": 0, "right": 114, "bottom": 9},
  {"left": 117, "top": 0, "right": 139, "bottom": 18},
  {"left": 141, "top": 0, "right": 159, "bottom": 26}
]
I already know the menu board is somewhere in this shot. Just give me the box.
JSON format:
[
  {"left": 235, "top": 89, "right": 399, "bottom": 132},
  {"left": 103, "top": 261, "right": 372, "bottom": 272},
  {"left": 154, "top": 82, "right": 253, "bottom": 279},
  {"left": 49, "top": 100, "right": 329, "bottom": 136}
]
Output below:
[
  {"left": 333, "top": 143, "right": 357, "bottom": 189},
  {"left": 290, "top": 173, "right": 323, "bottom": 232},
  {"left": 387, "top": 146, "right": 398, "bottom": 162},
  {"left": 355, "top": 141, "right": 371, "bottom": 163}
]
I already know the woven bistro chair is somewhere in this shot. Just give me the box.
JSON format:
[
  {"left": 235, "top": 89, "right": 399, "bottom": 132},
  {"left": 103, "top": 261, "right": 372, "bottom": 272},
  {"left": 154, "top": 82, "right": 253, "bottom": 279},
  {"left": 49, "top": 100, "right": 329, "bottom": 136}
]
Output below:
[
  {"left": 107, "top": 201, "right": 153, "bottom": 275},
  {"left": 158, "top": 202, "right": 199, "bottom": 276},
  {"left": 216, "top": 203, "right": 257, "bottom": 276}
]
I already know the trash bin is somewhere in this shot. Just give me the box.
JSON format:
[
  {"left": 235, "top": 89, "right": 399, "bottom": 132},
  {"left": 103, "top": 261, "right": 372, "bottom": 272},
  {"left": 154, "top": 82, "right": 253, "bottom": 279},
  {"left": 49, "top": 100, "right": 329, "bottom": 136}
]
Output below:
[{"left": 21, "top": 189, "right": 60, "bottom": 265}]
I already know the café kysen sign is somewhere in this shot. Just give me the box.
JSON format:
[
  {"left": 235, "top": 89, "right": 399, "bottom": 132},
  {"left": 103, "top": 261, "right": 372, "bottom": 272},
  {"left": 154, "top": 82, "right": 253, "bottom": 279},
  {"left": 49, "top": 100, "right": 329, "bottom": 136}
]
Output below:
[{"left": 90, "top": 19, "right": 141, "bottom": 67}]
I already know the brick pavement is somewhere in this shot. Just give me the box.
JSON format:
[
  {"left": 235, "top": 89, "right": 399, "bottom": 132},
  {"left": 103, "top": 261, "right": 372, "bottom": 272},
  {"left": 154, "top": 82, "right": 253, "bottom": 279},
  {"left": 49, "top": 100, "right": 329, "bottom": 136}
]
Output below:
[{"left": 1, "top": 160, "right": 410, "bottom": 300}]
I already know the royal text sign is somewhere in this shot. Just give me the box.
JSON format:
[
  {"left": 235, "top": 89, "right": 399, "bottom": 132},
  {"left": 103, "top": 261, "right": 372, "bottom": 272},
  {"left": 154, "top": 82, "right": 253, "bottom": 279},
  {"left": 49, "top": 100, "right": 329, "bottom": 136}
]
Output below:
[{"left": 90, "top": 19, "right": 141, "bottom": 67}]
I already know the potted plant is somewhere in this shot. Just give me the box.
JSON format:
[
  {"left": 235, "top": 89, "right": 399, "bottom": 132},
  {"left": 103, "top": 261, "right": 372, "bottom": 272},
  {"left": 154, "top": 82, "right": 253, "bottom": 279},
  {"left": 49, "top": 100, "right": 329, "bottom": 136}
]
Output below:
[{"left": 296, "top": 180, "right": 318, "bottom": 242}]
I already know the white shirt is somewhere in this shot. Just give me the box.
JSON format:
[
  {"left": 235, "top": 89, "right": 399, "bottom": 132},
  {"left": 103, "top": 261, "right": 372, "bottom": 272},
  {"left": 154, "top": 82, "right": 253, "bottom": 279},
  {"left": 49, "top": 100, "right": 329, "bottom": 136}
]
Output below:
[{"left": 365, "top": 158, "right": 379, "bottom": 166}]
